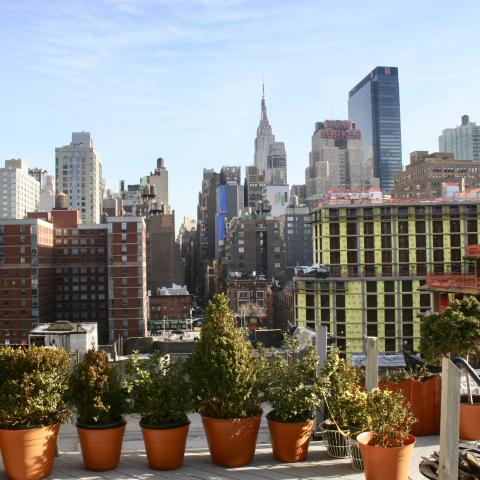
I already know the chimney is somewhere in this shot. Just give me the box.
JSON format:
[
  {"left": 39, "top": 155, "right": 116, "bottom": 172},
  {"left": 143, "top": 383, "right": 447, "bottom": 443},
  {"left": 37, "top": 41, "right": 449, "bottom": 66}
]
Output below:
[{"left": 462, "top": 115, "right": 470, "bottom": 126}]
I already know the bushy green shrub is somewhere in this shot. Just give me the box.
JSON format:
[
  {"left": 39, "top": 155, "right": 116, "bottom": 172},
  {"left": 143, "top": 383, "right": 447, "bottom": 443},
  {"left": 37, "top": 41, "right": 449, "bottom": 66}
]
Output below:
[
  {"left": 365, "top": 388, "right": 415, "bottom": 447},
  {"left": 262, "top": 335, "right": 321, "bottom": 422},
  {"left": 420, "top": 297, "right": 480, "bottom": 362},
  {"left": 187, "top": 294, "right": 262, "bottom": 419},
  {"left": 0, "top": 346, "right": 71, "bottom": 428},
  {"left": 125, "top": 351, "right": 193, "bottom": 426},
  {"left": 318, "top": 349, "right": 367, "bottom": 432},
  {"left": 68, "top": 349, "right": 126, "bottom": 425}
]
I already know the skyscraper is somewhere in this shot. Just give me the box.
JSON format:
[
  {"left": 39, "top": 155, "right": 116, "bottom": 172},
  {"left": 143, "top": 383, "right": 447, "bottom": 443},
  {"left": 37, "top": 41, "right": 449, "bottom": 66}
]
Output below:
[
  {"left": 254, "top": 86, "right": 275, "bottom": 178},
  {"left": 266, "top": 142, "right": 287, "bottom": 186},
  {"left": 215, "top": 166, "right": 243, "bottom": 258},
  {"left": 145, "top": 157, "right": 169, "bottom": 212},
  {"left": 55, "top": 132, "right": 103, "bottom": 223},
  {"left": 439, "top": 115, "right": 480, "bottom": 162},
  {"left": 348, "top": 66, "right": 402, "bottom": 192},
  {"left": 305, "top": 120, "right": 377, "bottom": 204},
  {"left": 0, "top": 160, "right": 40, "bottom": 219}
]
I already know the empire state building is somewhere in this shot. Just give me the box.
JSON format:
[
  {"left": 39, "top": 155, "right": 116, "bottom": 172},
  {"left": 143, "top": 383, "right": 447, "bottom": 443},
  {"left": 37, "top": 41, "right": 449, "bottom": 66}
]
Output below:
[{"left": 254, "top": 87, "right": 275, "bottom": 177}]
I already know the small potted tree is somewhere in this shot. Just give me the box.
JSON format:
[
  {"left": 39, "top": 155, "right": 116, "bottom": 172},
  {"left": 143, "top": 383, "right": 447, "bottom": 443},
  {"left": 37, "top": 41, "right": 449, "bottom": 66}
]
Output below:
[
  {"left": 187, "top": 293, "right": 263, "bottom": 467},
  {"left": 68, "top": 349, "right": 127, "bottom": 471},
  {"left": 420, "top": 297, "right": 480, "bottom": 440},
  {"left": 262, "top": 335, "right": 321, "bottom": 462},
  {"left": 357, "top": 388, "right": 416, "bottom": 480},
  {"left": 125, "top": 351, "right": 193, "bottom": 470},
  {"left": 0, "top": 346, "right": 71, "bottom": 480},
  {"left": 318, "top": 349, "right": 366, "bottom": 459}
]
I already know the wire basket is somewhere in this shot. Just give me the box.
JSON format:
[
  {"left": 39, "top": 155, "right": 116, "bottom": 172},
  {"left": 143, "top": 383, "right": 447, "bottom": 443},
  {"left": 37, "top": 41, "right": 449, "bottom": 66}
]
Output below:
[
  {"left": 320, "top": 421, "right": 351, "bottom": 458},
  {"left": 349, "top": 438, "right": 364, "bottom": 471}
]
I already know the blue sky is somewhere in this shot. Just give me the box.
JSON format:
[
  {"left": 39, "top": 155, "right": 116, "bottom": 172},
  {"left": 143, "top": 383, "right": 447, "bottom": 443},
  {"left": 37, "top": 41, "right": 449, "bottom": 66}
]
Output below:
[{"left": 1, "top": 0, "right": 480, "bottom": 231}]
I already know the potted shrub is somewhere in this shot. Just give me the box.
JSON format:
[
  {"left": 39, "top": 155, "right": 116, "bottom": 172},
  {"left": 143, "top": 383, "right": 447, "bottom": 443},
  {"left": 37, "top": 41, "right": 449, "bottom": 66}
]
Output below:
[
  {"left": 318, "top": 349, "right": 366, "bottom": 460},
  {"left": 262, "top": 335, "right": 321, "bottom": 462},
  {"left": 379, "top": 365, "right": 441, "bottom": 436},
  {"left": 125, "top": 351, "right": 193, "bottom": 470},
  {"left": 187, "top": 293, "right": 263, "bottom": 467},
  {"left": 357, "top": 388, "right": 416, "bottom": 480},
  {"left": 420, "top": 297, "right": 480, "bottom": 440},
  {"left": 0, "top": 346, "right": 71, "bottom": 480},
  {"left": 68, "top": 349, "right": 127, "bottom": 471}
]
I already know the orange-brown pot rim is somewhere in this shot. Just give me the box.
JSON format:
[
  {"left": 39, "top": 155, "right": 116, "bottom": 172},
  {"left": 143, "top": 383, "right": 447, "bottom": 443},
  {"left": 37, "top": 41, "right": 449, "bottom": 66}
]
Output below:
[
  {"left": 357, "top": 431, "right": 416, "bottom": 449},
  {"left": 267, "top": 418, "right": 314, "bottom": 426}
]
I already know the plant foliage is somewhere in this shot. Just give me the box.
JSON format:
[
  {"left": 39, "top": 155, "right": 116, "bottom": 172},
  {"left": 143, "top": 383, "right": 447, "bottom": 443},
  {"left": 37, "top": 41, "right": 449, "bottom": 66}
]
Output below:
[
  {"left": 364, "top": 388, "right": 415, "bottom": 448},
  {"left": 318, "top": 349, "right": 367, "bottom": 432},
  {"left": 262, "top": 335, "right": 321, "bottom": 422},
  {"left": 0, "top": 346, "right": 71, "bottom": 428},
  {"left": 187, "top": 293, "right": 262, "bottom": 419},
  {"left": 68, "top": 349, "right": 126, "bottom": 425},
  {"left": 381, "top": 365, "right": 436, "bottom": 383},
  {"left": 420, "top": 297, "right": 480, "bottom": 362},
  {"left": 125, "top": 351, "right": 193, "bottom": 426}
]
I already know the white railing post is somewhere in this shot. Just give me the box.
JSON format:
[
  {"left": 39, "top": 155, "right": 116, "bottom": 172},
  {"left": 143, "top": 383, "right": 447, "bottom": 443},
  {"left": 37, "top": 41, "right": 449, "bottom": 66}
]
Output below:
[
  {"left": 438, "top": 357, "right": 460, "bottom": 480},
  {"left": 365, "top": 336, "right": 378, "bottom": 392},
  {"left": 315, "top": 324, "right": 328, "bottom": 432}
]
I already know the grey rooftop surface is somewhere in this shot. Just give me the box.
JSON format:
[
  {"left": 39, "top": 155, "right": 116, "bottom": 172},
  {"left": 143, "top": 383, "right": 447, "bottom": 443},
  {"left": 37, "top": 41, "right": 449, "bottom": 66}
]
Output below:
[{"left": 0, "top": 413, "right": 438, "bottom": 480}]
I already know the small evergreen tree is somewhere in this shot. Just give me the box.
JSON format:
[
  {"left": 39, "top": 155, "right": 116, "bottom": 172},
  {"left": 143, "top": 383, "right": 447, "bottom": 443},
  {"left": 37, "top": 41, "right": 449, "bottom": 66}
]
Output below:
[
  {"left": 188, "top": 294, "right": 262, "bottom": 419},
  {"left": 68, "top": 349, "right": 126, "bottom": 425}
]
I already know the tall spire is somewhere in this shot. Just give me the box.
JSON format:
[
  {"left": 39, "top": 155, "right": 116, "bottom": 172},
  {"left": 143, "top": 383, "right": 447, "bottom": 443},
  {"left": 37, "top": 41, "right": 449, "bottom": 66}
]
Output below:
[
  {"left": 254, "top": 82, "right": 275, "bottom": 176},
  {"left": 260, "top": 82, "right": 269, "bottom": 124}
]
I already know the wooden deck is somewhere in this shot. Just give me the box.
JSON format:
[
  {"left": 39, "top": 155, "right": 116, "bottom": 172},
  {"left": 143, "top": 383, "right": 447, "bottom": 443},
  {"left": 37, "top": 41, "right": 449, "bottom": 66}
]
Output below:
[{"left": 0, "top": 415, "right": 439, "bottom": 480}]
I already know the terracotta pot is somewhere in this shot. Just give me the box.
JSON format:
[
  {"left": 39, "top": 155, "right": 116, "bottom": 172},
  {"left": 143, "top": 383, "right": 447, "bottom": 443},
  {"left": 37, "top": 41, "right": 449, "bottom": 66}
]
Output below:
[
  {"left": 201, "top": 414, "right": 261, "bottom": 467},
  {"left": 357, "top": 432, "right": 416, "bottom": 480},
  {"left": 141, "top": 420, "right": 190, "bottom": 470},
  {"left": 77, "top": 418, "right": 126, "bottom": 471},
  {"left": 268, "top": 417, "right": 314, "bottom": 462},
  {"left": 0, "top": 423, "right": 59, "bottom": 480},
  {"left": 460, "top": 403, "right": 480, "bottom": 440},
  {"left": 379, "top": 376, "right": 441, "bottom": 436}
]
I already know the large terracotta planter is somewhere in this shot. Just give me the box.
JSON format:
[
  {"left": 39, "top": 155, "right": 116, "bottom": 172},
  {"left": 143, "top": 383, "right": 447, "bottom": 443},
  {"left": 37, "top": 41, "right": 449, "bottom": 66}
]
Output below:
[
  {"left": 379, "top": 376, "right": 441, "bottom": 436},
  {"left": 357, "top": 432, "right": 416, "bottom": 480},
  {"left": 141, "top": 420, "right": 190, "bottom": 470},
  {"left": 0, "top": 423, "right": 59, "bottom": 480},
  {"left": 460, "top": 403, "right": 480, "bottom": 440},
  {"left": 201, "top": 414, "right": 261, "bottom": 467},
  {"left": 267, "top": 417, "right": 314, "bottom": 462},
  {"left": 77, "top": 418, "right": 126, "bottom": 471}
]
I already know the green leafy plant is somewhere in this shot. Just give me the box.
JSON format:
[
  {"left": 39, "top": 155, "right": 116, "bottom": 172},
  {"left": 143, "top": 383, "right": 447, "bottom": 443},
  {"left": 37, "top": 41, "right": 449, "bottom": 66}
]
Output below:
[
  {"left": 318, "top": 349, "right": 367, "bottom": 432},
  {"left": 364, "top": 388, "right": 416, "bottom": 447},
  {"left": 125, "top": 351, "right": 193, "bottom": 426},
  {"left": 262, "top": 335, "right": 321, "bottom": 423},
  {"left": 187, "top": 293, "right": 262, "bottom": 419},
  {"left": 0, "top": 346, "right": 71, "bottom": 428},
  {"left": 420, "top": 297, "right": 480, "bottom": 362},
  {"left": 68, "top": 349, "right": 126, "bottom": 425},
  {"left": 381, "top": 365, "right": 436, "bottom": 383}
]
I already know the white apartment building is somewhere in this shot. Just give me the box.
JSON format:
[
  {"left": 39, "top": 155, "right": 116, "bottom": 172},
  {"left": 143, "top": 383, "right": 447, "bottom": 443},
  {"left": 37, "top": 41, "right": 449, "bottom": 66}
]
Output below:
[
  {"left": 0, "top": 159, "right": 40, "bottom": 219},
  {"left": 55, "top": 132, "right": 103, "bottom": 224}
]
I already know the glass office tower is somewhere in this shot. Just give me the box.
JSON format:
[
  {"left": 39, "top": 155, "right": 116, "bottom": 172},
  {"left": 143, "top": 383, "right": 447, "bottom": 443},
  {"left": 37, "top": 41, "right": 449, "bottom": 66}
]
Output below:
[{"left": 348, "top": 66, "right": 402, "bottom": 193}]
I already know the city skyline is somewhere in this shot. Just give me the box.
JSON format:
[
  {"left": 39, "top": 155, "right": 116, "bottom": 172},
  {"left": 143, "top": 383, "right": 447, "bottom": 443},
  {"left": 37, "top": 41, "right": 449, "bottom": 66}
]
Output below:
[{"left": 1, "top": 0, "right": 480, "bottom": 228}]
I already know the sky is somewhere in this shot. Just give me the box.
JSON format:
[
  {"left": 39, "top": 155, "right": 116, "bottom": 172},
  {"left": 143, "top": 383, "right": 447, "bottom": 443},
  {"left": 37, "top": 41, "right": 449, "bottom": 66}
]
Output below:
[{"left": 1, "top": 0, "right": 480, "bottom": 232}]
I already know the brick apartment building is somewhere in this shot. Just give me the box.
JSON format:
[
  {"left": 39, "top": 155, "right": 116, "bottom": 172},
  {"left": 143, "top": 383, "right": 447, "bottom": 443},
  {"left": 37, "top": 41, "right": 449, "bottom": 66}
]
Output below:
[
  {"left": 149, "top": 285, "right": 192, "bottom": 328},
  {"left": 0, "top": 209, "right": 148, "bottom": 345}
]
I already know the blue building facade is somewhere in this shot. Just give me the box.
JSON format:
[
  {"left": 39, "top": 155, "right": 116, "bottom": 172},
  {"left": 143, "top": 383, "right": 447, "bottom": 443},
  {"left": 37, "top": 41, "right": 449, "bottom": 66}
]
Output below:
[{"left": 348, "top": 66, "right": 402, "bottom": 193}]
